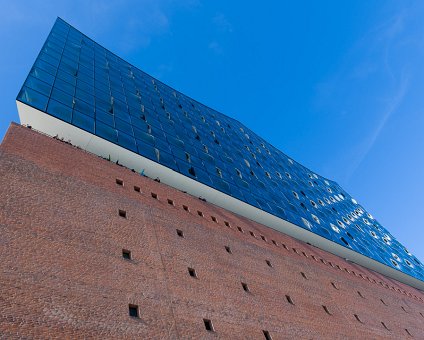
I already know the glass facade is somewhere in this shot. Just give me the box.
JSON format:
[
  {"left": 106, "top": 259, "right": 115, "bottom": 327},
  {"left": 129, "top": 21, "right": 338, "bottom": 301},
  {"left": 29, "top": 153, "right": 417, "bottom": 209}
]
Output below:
[{"left": 17, "top": 18, "right": 424, "bottom": 282}]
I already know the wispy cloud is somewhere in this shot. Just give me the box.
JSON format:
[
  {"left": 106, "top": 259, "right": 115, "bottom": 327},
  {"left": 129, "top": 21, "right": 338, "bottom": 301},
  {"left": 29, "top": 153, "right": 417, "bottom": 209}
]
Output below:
[
  {"left": 0, "top": 0, "right": 191, "bottom": 53},
  {"left": 345, "top": 71, "right": 409, "bottom": 181},
  {"left": 313, "top": 4, "right": 417, "bottom": 183},
  {"left": 212, "top": 13, "right": 233, "bottom": 33},
  {"left": 208, "top": 41, "right": 223, "bottom": 55},
  {"left": 207, "top": 12, "right": 233, "bottom": 55}
]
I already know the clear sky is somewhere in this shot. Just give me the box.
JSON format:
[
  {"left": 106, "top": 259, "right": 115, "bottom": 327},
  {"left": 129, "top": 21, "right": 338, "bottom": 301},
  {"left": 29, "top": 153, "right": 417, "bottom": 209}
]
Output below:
[{"left": 1, "top": 1, "right": 423, "bottom": 261}]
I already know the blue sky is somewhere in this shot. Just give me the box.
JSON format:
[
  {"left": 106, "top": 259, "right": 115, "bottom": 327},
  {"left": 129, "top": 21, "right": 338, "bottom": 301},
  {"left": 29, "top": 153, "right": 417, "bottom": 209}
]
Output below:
[{"left": 1, "top": 1, "right": 423, "bottom": 261}]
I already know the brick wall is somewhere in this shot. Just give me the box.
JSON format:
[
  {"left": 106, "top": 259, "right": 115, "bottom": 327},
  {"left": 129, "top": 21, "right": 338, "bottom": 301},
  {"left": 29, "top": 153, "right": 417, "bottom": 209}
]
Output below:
[{"left": 0, "top": 123, "right": 423, "bottom": 339}]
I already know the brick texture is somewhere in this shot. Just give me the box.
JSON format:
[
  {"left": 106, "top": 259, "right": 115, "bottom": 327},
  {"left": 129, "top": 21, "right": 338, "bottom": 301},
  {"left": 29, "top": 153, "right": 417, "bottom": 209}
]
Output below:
[{"left": 0, "top": 122, "right": 423, "bottom": 339}]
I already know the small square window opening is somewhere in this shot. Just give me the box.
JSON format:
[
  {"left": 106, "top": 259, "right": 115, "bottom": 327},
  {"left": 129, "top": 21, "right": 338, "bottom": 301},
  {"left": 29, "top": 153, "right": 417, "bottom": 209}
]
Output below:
[
  {"left": 118, "top": 209, "right": 127, "bottom": 218},
  {"left": 286, "top": 295, "right": 294, "bottom": 305},
  {"left": 203, "top": 319, "right": 214, "bottom": 332},
  {"left": 122, "top": 249, "right": 131, "bottom": 260},
  {"left": 128, "top": 304, "right": 139, "bottom": 318},
  {"left": 188, "top": 267, "right": 197, "bottom": 278},
  {"left": 263, "top": 330, "right": 272, "bottom": 340}
]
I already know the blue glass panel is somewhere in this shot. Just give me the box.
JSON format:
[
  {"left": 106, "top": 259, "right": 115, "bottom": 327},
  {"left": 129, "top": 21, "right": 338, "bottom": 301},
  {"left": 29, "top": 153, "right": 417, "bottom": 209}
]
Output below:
[
  {"left": 115, "top": 117, "right": 133, "bottom": 135},
  {"left": 157, "top": 149, "right": 179, "bottom": 171},
  {"left": 38, "top": 51, "right": 60, "bottom": 67},
  {"left": 75, "top": 88, "right": 94, "bottom": 106},
  {"left": 47, "top": 99, "right": 72, "bottom": 122},
  {"left": 136, "top": 139, "right": 157, "bottom": 161},
  {"left": 17, "top": 86, "right": 49, "bottom": 111},
  {"left": 34, "top": 59, "right": 57, "bottom": 76},
  {"left": 57, "top": 69, "right": 77, "bottom": 86},
  {"left": 73, "top": 99, "right": 94, "bottom": 117},
  {"left": 96, "top": 120, "right": 117, "bottom": 143},
  {"left": 117, "top": 131, "right": 137, "bottom": 152},
  {"left": 25, "top": 76, "right": 52, "bottom": 97},
  {"left": 72, "top": 110, "right": 95, "bottom": 133},
  {"left": 51, "top": 87, "right": 74, "bottom": 107},
  {"left": 30, "top": 67, "right": 55, "bottom": 85},
  {"left": 96, "top": 110, "right": 114, "bottom": 127},
  {"left": 53, "top": 78, "right": 75, "bottom": 96}
]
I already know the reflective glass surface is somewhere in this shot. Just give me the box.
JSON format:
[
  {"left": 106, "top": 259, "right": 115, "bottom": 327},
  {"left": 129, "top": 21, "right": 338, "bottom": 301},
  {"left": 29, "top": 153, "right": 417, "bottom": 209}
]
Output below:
[{"left": 17, "top": 18, "right": 424, "bottom": 282}]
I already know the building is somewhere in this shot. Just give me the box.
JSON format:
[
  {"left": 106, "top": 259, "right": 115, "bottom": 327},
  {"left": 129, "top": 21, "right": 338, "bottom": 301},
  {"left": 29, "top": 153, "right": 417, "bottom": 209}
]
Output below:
[{"left": 0, "top": 17, "right": 423, "bottom": 338}]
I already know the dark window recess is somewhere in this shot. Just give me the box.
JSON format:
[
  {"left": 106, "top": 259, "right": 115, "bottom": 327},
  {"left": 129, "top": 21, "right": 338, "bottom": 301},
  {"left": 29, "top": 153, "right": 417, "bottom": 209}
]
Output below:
[
  {"left": 241, "top": 282, "right": 250, "bottom": 292},
  {"left": 250, "top": 231, "right": 255, "bottom": 237},
  {"left": 176, "top": 229, "right": 184, "bottom": 238},
  {"left": 263, "top": 330, "right": 272, "bottom": 340},
  {"left": 211, "top": 216, "right": 217, "bottom": 223},
  {"left": 401, "top": 306, "right": 408, "bottom": 313},
  {"left": 302, "top": 252, "right": 308, "bottom": 258},
  {"left": 188, "top": 267, "right": 197, "bottom": 278},
  {"left": 272, "top": 240, "right": 277, "bottom": 245},
  {"left": 122, "top": 249, "right": 131, "bottom": 260},
  {"left": 331, "top": 282, "right": 339, "bottom": 290},
  {"left": 151, "top": 192, "right": 158, "bottom": 199},
  {"left": 340, "top": 237, "right": 349, "bottom": 246},
  {"left": 354, "top": 314, "right": 363, "bottom": 323},
  {"left": 203, "top": 319, "right": 214, "bottom": 332},
  {"left": 183, "top": 205, "right": 189, "bottom": 212},
  {"left": 118, "top": 209, "right": 127, "bottom": 218},
  {"left": 237, "top": 226, "right": 244, "bottom": 233},
  {"left": 167, "top": 199, "right": 174, "bottom": 206},
  {"left": 266, "top": 260, "right": 273, "bottom": 268},
  {"left": 286, "top": 295, "right": 294, "bottom": 305},
  {"left": 225, "top": 246, "right": 232, "bottom": 254},
  {"left": 381, "top": 322, "right": 390, "bottom": 331},
  {"left": 322, "top": 305, "right": 332, "bottom": 315},
  {"left": 116, "top": 178, "right": 124, "bottom": 186},
  {"left": 128, "top": 304, "right": 139, "bottom": 318},
  {"left": 133, "top": 186, "right": 141, "bottom": 192},
  {"left": 197, "top": 210, "right": 204, "bottom": 217},
  {"left": 405, "top": 328, "right": 413, "bottom": 337},
  {"left": 224, "top": 221, "right": 230, "bottom": 227},
  {"left": 261, "top": 235, "right": 267, "bottom": 241},
  {"left": 357, "top": 291, "right": 365, "bottom": 299},
  {"left": 301, "top": 272, "right": 308, "bottom": 280}
]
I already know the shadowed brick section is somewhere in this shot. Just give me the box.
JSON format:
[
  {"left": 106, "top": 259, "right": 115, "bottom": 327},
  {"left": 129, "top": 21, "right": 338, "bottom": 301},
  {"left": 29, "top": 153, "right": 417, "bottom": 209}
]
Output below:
[{"left": 0, "top": 123, "right": 423, "bottom": 339}]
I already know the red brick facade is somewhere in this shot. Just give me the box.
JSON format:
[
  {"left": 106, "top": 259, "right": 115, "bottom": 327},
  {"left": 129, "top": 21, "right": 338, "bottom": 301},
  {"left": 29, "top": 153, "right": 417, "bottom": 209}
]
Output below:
[{"left": 1, "top": 123, "right": 423, "bottom": 339}]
